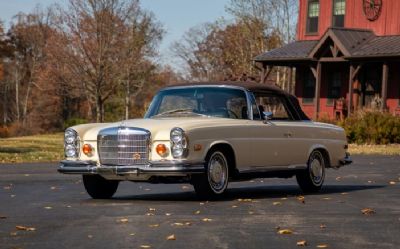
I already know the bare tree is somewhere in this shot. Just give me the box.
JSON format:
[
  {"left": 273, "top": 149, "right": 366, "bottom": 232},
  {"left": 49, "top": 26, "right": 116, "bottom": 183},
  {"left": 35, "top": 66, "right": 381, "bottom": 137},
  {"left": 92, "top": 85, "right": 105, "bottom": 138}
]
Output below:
[{"left": 50, "top": 0, "right": 163, "bottom": 122}]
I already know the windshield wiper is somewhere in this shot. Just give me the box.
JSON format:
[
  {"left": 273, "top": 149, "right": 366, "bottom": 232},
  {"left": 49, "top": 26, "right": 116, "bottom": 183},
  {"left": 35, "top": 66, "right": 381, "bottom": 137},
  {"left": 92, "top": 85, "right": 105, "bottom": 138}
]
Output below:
[{"left": 153, "top": 108, "right": 202, "bottom": 117}]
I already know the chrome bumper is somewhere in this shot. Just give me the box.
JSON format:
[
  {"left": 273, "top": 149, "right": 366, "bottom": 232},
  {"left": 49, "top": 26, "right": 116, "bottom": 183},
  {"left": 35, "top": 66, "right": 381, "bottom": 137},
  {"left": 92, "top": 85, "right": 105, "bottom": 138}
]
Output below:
[
  {"left": 58, "top": 160, "right": 205, "bottom": 176},
  {"left": 339, "top": 153, "right": 352, "bottom": 166}
]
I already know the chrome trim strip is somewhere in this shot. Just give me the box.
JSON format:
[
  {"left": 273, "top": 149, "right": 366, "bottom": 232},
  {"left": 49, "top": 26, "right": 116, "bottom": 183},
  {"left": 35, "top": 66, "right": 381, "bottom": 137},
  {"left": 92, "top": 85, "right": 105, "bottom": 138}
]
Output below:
[
  {"left": 239, "top": 164, "right": 307, "bottom": 174},
  {"left": 58, "top": 160, "right": 205, "bottom": 176}
]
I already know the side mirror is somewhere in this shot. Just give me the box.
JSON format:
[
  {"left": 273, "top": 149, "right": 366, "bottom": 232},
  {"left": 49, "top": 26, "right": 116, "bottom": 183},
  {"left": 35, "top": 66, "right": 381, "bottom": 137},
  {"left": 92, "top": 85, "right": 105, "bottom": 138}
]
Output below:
[{"left": 263, "top": 111, "right": 273, "bottom": 120}]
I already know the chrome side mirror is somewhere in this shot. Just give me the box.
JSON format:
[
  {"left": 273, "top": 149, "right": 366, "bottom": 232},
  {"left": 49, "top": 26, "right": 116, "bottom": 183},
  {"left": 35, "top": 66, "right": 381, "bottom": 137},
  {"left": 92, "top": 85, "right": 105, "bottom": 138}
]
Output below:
[{"left": 263, "top": 111, "right": 273, "bottom": 120}]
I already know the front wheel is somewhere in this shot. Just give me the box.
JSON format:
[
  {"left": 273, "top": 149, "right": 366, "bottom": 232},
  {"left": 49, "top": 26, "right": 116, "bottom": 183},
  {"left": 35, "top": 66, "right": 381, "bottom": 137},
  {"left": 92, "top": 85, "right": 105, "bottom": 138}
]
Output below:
[
  {"left": 191, "top": 150, "right": 229, "bottom": 199},
  {"left": 82, "top": 175, "right": 119, "bottom": 199},
  {"left": 296, "top": 150, "right": 326, "bottom": 193}
]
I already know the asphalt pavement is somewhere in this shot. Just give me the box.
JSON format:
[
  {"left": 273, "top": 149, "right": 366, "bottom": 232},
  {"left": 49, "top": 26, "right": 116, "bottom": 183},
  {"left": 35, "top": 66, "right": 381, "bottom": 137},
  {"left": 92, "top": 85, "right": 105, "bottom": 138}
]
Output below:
[{"left": 0, "top": 155, "right": 399, "bottom": 249}]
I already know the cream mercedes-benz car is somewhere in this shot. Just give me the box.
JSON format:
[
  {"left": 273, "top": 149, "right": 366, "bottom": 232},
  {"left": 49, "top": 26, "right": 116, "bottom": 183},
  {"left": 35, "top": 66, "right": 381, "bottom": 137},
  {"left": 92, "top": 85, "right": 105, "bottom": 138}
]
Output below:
[{"left": 59, "top": 82, "right": 351, "bottom": 199}]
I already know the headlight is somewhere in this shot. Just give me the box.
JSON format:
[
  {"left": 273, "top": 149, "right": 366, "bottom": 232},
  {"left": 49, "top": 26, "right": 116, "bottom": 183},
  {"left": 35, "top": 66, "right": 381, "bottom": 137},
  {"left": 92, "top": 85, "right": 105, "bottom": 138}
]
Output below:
[
  {"left": 170, "top": 127, "right": 188, "bottom": 158},
  {"left": 64, "top": 128, "right": 79, "bottom": 159}
]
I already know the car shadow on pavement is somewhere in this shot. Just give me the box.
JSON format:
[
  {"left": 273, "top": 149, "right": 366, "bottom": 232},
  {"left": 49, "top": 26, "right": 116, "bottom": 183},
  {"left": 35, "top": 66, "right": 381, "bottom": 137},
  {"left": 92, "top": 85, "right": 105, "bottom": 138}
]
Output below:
[{"left": 110, "top": 184, "right": 385, "bottom": 202}]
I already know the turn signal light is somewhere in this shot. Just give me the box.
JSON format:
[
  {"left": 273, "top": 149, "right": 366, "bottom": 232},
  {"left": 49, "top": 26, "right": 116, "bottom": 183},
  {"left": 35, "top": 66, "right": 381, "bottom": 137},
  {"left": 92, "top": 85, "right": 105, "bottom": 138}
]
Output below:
[
  {"left": 156, "top": 144, "right": 168, "bottom": 157},
  {"left": 82, "top": 144, "right": 93, "bottom": 156}
]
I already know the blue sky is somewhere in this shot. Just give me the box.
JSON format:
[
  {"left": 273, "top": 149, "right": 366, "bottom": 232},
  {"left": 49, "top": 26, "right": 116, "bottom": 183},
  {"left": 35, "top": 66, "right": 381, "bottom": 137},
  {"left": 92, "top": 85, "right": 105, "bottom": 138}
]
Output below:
[{"left": 0, "top": 0, "right": 231, "bottom": 64}]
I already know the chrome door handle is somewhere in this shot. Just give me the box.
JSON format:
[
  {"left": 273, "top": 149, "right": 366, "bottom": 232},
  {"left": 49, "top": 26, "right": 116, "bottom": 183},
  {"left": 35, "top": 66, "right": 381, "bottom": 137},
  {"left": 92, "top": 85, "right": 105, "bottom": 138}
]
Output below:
[{"left": 284, "top": 132, "right": 293, "bottom": 138}]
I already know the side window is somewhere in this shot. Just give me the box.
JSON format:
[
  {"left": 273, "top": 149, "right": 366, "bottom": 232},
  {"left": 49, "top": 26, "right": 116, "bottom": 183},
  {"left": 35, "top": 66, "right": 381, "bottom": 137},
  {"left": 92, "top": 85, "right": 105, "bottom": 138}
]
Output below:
[{"left": 255, "top": 94, "right": 293, "bottom": 121}]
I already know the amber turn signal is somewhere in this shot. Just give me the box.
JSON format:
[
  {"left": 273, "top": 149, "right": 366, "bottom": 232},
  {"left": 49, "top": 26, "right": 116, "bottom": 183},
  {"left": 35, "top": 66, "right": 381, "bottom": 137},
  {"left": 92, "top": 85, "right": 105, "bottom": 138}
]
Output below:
[
  {"left": 156, "top": 144, "right": 168, "bottom": 157},
  {"left": 82, "top": 144, "right": 93, "bottom": 156}
]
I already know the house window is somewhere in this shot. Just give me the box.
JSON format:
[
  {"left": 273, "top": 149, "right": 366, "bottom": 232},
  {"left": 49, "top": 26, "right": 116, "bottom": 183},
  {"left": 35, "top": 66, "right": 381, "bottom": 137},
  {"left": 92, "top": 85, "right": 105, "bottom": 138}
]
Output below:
[
  {"left": 307, "top": 0, "right": 319, "bottom": 34},
  {"left": 327, "top": 72, "right": 342, "bottom": 105},
  {"left": 333, "top": 0, "right": 345, "bottom": 27},
  {"left": 303, "top": 70, "right": 315, "bottom": 104}
]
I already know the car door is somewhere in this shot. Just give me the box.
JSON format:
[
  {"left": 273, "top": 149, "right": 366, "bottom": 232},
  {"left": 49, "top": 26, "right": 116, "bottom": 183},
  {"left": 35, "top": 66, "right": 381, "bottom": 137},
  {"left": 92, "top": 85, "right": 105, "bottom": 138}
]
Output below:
[{"left": 248, "top": 92, "right": 299, "bottom": 168}]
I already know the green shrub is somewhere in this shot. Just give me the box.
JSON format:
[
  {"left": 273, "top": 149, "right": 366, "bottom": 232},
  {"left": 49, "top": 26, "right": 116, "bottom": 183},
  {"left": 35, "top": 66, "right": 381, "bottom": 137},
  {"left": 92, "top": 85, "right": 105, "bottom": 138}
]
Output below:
[
  {"left": 64, "top": 118, "right": 88, "bottom": 129},
  {"left": 339, "top": 111, "right": 400, "bottom": 145}
]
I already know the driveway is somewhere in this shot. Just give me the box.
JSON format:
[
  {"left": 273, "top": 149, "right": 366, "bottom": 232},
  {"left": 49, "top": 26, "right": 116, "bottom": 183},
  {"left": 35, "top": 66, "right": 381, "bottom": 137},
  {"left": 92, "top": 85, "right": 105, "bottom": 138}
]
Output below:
[{"left": 0, "top": 155, "right": 399, "bottom": 249}]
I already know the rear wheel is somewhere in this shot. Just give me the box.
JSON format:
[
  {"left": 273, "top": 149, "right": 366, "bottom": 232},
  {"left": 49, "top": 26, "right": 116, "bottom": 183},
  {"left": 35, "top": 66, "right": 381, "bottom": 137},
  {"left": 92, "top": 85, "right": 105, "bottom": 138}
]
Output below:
[
  {"left": 192, "top": 150, "right": 229, "bottom": 199},
  {"left": 82, "top": 175, "right": 119, "bottom": 199},
  {"left": 296, "top": 150, "right": 326, "bottom": 193}
]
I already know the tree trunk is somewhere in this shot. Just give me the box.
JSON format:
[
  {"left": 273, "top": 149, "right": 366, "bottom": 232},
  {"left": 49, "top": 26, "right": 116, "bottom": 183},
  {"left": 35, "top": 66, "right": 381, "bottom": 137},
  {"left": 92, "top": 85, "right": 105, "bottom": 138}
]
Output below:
[
  {"left": 22, "top": 81, "right": 32, "bottom": 127},
  {"left": 15, "top": 67, "right": 20, "bottom": 122},
  {"left": 125, "top": 71, "right": 130, "bottom": 120},
  {"left": 2, "top": 81, "right": 7, "bottom": 125}
]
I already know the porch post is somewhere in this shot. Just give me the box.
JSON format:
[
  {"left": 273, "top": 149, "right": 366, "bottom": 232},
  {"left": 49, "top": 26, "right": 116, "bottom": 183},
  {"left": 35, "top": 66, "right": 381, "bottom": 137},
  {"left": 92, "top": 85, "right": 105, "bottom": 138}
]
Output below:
[
  {"left": 381, "top": 62, "right": 389, "bottom": 111},
  {"left": 314, "top": 62, "right": 322, "bottom": 120},
  {"left": 348, "top": 65, "right": 354, "bottom": 116},
  {"left": 288, "top": 67, "right": 293, "bottom": 94}
]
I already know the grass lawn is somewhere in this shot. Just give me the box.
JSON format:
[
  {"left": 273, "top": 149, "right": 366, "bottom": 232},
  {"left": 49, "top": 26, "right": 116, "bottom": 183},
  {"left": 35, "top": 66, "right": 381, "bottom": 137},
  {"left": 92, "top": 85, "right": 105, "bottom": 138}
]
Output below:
[
  {"left": 0, "top": 133, "right": 64, "bottom": 163},
  {"left": 0, "top": 133, "right": 399, "bottom": 163}
]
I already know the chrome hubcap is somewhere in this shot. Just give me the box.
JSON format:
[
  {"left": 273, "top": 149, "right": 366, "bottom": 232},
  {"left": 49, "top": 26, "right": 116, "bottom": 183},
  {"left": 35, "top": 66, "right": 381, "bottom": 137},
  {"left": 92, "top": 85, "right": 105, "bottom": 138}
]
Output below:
[
  {"left": 309, "top": 152, "right": 324, "bottom": 185},
  {"left": 208, "top": 152, "right": 228, "bottom": 193}
]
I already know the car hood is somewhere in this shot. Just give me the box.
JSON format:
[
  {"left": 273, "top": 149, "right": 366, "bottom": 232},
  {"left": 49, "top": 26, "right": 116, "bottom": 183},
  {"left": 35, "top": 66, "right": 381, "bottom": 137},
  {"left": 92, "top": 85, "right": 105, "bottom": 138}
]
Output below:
[{"left": 72, "top": 117, "right": 249, "bottom": 141}]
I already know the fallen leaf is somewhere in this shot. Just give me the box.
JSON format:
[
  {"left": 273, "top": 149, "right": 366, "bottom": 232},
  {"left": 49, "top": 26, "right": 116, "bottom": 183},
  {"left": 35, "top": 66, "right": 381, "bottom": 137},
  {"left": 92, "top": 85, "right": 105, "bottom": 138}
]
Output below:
[
  {"left": 140, "top": 245, "right": 151, "bottom": 248},
  {"left": 44, "top": 206, "right": 53, "bottom": 210},
  {"left": 367, "top": 180, "right": 373, "bottom": 183},
  {"left": 320, "top": 224, "right": 327, "bottom": 229},
  {"left": 87, "top": 235, "right": 93, "bottom": 239},
  {"left": 202, "top": 218, "right": 213, "bottom": 222},
  {"left": 148, "top": 208, "right": 156, "bottom": 212},
  {"left": 277, "top": 229, "right": 293, "bottom": 235},
  {"left": 297, "top": 196, "right": 305, "bottom": 204},
  {"left": 341, "top": 192, "right": 348, "bottom": 195},
  {"left": 273, "top": 202, "right": 282, "bottom": 206},
  {"left": 144, "top": 188, "right": 151, "bottom": 191},
  {"left": 166, "top": 234, "right": 176, "bottom": 240},
  {"left": 389, "top": 181, "right": 396, "bottom": 185},
  {"left": 24, "top": 174, "right": 30, "bottom": 177},
  {"left": 335, "top": 177, "right": 341, "bottom": 181},
  {"left": 145, "top": 213, "right": 154, "bottom": 216},
  {"left": 361, "top": 208, "right": 376, "bottom": 215},
  {"left": 118, "top": 218, "right": 129, "bottom": 223},
  {"left": 148, "top": 224, "right": 160, "bottom": 228},
  {"left": 194, "top": 210, "right": 201, "bottom": 215},
  {"left": 50, "top": 186, "right": 57, "bottom": 190},
  {"left": 317, "top": 244, "right": 329, "bottom": 248},
  {"left": 16, "top": 226, "right": 36, "bottom": 231},
  {"left": 10, "top": 232, "right": 17, "bottom": 236},
  {"left": 66, "top": 205, "right": 72, "bottom": 208},
  {"left": 10, "top": 195, "right": 16, "bottom": 198},
  {"left": 129, "top": 233, "right": 135, "bottom": 236},
  {"left": 322, "top": 197, "right": 331, "bottom": 200},
  {"left": 248, "top": 211, "right": 254, "bottom": 215},
  {"left": 199, "top": 202, "right": 205, "bottom": 205},
  {"left": 281, "top": 197, "right": 288, "bottom": 200},
  {"left": 296, "top": 240, "right": 307, "bottom": 246},
  {"left": 165, "top": 213, "right": 172, "bottom": 216},
  {"left": 238, "top": 198, "right": 252, "bottom": 202},
  {"left": 231, "top": 205, "right": 238, "bottom": 208}
]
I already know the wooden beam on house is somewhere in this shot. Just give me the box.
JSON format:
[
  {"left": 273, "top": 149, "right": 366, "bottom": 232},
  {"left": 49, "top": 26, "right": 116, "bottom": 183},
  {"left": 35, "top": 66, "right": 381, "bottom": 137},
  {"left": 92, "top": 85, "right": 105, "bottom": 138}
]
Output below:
[
  {"left": 261, "top": 65, "right": 274, "bottom": 84},
  {"left": 314, "top": 62, "right": 322, "bottom": 120},
  {"left": 351, "top": 64, "right": 362, "bottom": 80},
  {"left": 310, "top": 66, "right": 317, "bottom": 79},
  {"left": 381, "top": 62, "right": 389, "bottom": 111},
  {"left": 288, "top": 67, "right": 293, "bottom": 94},
  {"left": 348, "top": 65, "right": 355, "bottom": 116}
]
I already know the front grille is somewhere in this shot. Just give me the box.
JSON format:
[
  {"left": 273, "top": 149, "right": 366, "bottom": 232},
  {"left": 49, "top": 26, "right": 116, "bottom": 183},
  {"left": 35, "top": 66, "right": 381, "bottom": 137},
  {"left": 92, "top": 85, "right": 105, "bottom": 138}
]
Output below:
[{"left": 98, "top": 127, "right": 150, "bottom": 166}]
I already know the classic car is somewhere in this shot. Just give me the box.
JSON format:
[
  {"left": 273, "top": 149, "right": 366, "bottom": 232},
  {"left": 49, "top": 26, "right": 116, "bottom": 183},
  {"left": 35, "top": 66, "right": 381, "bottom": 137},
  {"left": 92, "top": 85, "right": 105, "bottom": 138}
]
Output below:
[{"left": 59, "top": 82, "right": 352, "bottom": 199}]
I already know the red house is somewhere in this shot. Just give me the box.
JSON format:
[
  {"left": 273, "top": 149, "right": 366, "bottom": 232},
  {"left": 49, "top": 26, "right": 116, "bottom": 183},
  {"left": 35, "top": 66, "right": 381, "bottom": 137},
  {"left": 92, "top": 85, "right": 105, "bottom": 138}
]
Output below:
[{"left": 255, "top": 0, "right": 400, "bottom": 119}]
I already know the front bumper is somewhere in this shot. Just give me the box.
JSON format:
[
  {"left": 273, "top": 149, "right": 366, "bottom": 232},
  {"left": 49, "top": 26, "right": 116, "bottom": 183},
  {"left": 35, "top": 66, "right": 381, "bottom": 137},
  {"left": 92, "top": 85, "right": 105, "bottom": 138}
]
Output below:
[{"left": 58, "top": 160, "right": 205, "bottom": 176}]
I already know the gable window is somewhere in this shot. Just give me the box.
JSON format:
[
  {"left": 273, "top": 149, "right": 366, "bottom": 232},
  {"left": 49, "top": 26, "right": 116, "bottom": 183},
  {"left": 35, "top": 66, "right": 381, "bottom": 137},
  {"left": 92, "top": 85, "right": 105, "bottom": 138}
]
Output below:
[
  {"left": 303, "top": 70, "right": 316, "bottom": 104},
  {"left": 307, "top": 0, "right": 319, "bottom": 34},
  {"left": 333, "top": 0, "right": 346, "bottom": 27}
]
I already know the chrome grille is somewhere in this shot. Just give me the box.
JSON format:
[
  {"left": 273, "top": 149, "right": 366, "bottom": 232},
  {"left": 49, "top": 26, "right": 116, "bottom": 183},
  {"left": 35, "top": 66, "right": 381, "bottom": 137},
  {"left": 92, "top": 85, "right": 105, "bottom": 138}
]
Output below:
[{"left": 98, "top": 127, "right": 150, "bottom": 166}]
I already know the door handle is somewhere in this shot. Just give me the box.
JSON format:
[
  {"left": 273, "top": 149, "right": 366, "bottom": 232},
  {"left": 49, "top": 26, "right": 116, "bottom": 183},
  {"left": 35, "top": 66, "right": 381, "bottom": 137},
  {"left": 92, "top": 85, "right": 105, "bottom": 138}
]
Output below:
[{"left": 283, "top": 132, "right": 293, "bottom": 138}]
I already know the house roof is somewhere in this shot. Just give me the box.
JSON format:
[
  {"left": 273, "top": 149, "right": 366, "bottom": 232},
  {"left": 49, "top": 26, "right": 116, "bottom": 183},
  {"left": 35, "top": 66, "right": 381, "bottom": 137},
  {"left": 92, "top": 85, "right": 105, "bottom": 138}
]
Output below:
[
  {"left": 254, "top": 40, "right": 318, "bottom": 62},
  {"left": 255, "top": 27, "right": 400, "bottom": 63}
]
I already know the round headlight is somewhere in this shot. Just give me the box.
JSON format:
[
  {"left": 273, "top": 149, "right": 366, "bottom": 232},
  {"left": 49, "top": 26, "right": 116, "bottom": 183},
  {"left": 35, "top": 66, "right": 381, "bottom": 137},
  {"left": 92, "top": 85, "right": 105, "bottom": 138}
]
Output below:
[
  {"left": 65, "top": 129, "right": 77, "bottom": 144},
  {"left": 171, "top": 128, "right": 183, "bottom": 143},
  {"left": 171, "top": 144, "right": 184, "bottom": 158},
  {"left": 65, "top": 144, "right": 77, "bottom": 157}
]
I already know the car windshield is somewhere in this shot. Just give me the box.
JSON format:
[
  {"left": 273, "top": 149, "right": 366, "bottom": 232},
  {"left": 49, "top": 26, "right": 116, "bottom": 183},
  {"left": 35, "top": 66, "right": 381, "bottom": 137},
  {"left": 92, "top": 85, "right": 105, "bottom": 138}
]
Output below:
[{"left": 145, "top": 87, "right": 249, "bottom": 119}]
